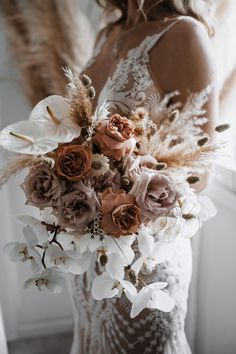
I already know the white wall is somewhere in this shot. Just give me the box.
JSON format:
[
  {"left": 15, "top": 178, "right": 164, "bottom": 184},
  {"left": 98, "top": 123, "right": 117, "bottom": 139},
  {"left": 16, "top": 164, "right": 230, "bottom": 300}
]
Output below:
[{"left": 194, "top": 180, "right": 236, "bottom": 354}]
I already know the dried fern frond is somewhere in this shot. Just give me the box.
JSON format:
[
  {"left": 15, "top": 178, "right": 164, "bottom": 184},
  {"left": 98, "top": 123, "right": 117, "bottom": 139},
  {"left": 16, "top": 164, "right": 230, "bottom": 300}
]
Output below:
[{"left": 64, "top": 68, "right": 93, "bottom": 128}]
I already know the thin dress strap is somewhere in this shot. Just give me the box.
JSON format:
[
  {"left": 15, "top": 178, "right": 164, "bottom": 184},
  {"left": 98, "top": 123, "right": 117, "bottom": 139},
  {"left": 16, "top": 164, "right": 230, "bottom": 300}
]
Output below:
[{"left": 148, "top": 16, "right": 187, "bottom": 52}]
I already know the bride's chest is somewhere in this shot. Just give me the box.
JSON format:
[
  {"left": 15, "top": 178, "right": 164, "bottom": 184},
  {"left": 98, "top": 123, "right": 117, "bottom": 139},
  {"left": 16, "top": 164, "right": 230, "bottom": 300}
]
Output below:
[{"left": 82, "top": 24, "right": 166, "bottom": 112}]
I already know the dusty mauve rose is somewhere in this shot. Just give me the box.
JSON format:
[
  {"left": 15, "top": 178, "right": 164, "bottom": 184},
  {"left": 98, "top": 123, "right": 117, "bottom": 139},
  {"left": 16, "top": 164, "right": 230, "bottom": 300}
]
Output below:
[
  {"left": 21, "top": 165, "right": 62, "bottom": 209},
  {"left": 93, "top": 114, "right": 136, "bottom": 161},
  {"left": 130, "top": 172, "right": 178, "bottom": 221},
  {"left": 56, "top": 181, "right": 99, "bottom": 231},
  {"left": 101, "top": 188, "right": 140, "bottom": 237},
  {"left": 55, "top": 144, "right": 91, "bottom": 182}
]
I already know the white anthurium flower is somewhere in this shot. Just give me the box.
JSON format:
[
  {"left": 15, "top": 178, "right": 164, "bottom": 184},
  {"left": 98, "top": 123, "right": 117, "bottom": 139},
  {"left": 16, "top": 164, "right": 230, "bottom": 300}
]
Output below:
[
  {"left": 29, "top": 95, "right": 81, "bottom": 143},
  {"left": 4, "top": 226, "right": 42, "bottom": 273},
  {"left": 91, "top": 253, "right": 137, "bottom": 301},
  {"left": 199, "top": 196, "right": 217, "bottom": 222},
  {"left": 153, "top": 215, "right": 182, "bottom": 242},
  {"left": 0, "top": 120, "right": 58, "bottom": 154},
  {"left": 179, "top": 193, "right": 202, "bottom": 238},
  {"left": 130, "top": 282, "right": 175, "bottom": 319},
  {"left": 44, "top": 244, "right": 91, "bottom": 275},
  {"left": 76, "top": 234, "right": 135, "bottom": 265},
  {"left": 24, "top": 268, "right": 66, "bottom": 293}
]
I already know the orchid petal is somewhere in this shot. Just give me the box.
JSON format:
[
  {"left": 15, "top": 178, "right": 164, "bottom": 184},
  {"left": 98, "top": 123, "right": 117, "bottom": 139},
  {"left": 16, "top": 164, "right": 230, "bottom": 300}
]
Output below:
[
  {"left": 148, "top": 289, "right": 175, "bottom": 312},
  {"left": 91, "top": 272, "right": 118, "bottom": 300},
  {"left": 130, "top": 287, "right": 152, "bottom": 318},
  {"left": 106, "top": 253, "right": 125, "bottom": 280},
  {"left": 138, "top": 227, "right": 154, "bottom": 257},
  {"left": 120, "top": 279, "right": 137, "bottom": 302}
]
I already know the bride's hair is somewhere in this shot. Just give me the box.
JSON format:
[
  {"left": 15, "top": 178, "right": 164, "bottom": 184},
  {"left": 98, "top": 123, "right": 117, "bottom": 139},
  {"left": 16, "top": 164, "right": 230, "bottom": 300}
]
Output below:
[{"left": 96, "top": 0, "right": 215, "bottom": 33}]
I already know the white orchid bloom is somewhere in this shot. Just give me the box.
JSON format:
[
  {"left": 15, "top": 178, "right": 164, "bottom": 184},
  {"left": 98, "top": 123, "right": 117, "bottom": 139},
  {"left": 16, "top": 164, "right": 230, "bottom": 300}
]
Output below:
[
  {"left": 133, "top": 226, "right": 174, "bottom": 273},
  {"left": 91, "top": 253, "right": 136, "bottom": 300},
  {"left": 77, "top": 234, "right": 135, "bottom": 264},
  {"left": 0, "top": 120, "right": 58, "bottom": 155},
  {"left": 16, "top": 214, "right": 50, "bottom": 243},
  {"left": 130, "top": 282, "right": 175, "bottom": 319},
  {"left": 153, "top": 215, "right": 182, "bottom": 242},
  {"left": 24, "top": 268, "right": 66, "bottom": 293},
  {"left": 4, "top": 226, "right": 42, "bottom": 273},
  {"left": 44, "top": 244, "right": 90, "bottom": 275},
  {"left": 29, "top": 95, "right": 81, "bottom": 143}
]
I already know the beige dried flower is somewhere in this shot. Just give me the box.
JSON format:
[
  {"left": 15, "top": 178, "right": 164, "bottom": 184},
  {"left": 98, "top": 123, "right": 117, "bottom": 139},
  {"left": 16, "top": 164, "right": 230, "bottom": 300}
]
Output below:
[{"left": 91, "top": 154, "right": 110, "bottom": 177}]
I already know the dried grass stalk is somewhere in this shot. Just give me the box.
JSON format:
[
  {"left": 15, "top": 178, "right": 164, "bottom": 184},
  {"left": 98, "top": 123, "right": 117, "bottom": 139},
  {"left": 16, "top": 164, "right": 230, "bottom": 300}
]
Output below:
[
  {"left": 0, "top": 0, "right": 89, "bottom": 106},
  {"left": 65, "top": 68, "right": 93, "bottom": 128},
  {"left": 0, "top": 154, "right": 36, "bottom": 188}
]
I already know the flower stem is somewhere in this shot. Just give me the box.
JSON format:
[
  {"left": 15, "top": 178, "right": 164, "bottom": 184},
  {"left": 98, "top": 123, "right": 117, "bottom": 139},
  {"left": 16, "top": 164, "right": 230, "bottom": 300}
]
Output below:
[{"left": 111, "top": 236, "right": 130, "bottom": 265}]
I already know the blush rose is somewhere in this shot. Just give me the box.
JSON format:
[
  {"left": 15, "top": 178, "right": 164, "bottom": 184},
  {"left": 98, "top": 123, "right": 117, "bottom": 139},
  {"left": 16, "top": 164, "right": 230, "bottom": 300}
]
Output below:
[
  {"left": 56, "top": 181, "right": 99, "bottom": 231},
  {"left": 21, "top": 165, "right": 62, "bottom": 209},
  {"left": 130, "top": 171, "right": 178, "bottom": 222},
  {"left": 93, "top": 114, "right": 136, "bottom": 161}
]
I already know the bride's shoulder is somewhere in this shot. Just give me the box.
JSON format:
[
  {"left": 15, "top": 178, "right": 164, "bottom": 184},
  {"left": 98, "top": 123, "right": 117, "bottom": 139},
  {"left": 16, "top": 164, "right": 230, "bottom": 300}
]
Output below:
[{"left": 150, "top": 16, "right": 216, "bottom": 99}]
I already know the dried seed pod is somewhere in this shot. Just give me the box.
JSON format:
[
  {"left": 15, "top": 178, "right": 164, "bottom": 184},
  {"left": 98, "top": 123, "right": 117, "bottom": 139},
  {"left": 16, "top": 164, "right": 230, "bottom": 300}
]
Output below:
[
  {"left": 169, "top": 137, "right": 184, "bottom": 148},
  {"left": 121, "top": 176, "right": 133, "bottom": 192},
  {"left": 197, "top": 137, "right": 209, "bottom": 146},
  {"left": 182, "top": 213, "right": 196, "bottom": 220},
  {"left": 100, "top": 253, "right": 108, "bottom": 267},
  {"left": 155, "top": 162, "right": 167, "bottom": 171},
  {"left": 215, "top": 123, "right": 230, "bottom": 133},
  {"left": 187, "top": 176, "right": 200, "bottom": 184},
  {"left": 81, "top": 74, "right": 92, "bottom": 87},
  {"left": 88, "top": 86, "right": 96, "bottom": 99},
  {"left": 168, "top": 109, "right": 179, "bottom": 123}
]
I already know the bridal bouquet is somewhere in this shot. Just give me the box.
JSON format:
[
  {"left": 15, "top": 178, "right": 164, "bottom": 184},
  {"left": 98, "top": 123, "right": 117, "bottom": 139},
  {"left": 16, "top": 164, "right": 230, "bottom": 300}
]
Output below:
[{"left": 0, "top": 70, "right": 228, "bottom": 318}]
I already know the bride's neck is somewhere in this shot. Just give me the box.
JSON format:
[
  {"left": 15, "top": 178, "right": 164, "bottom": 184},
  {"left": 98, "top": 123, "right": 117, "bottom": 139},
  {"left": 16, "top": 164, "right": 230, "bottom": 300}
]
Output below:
[{"left": 126, "top": 0, "right": 175, "bottom": 28}]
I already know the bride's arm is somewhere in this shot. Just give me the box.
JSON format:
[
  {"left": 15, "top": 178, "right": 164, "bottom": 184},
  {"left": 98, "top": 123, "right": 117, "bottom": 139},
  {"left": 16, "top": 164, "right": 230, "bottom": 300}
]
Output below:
[{"left": 150, "top": 19, "right": 219, "bottom": 191}]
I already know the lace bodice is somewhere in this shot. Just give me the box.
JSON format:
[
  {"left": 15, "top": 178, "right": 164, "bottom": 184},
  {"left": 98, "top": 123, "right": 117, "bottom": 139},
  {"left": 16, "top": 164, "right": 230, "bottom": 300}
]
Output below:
[
  {"left": 70, "top": 16, "right": 193, "bottom": 354},
  {"left": 95, "top": 17, "right": 186, "bottom": 113}
]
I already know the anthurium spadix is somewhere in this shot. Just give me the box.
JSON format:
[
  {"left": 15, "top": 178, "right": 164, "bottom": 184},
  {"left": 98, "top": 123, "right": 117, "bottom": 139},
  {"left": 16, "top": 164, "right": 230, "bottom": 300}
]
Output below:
[
  {"left": 29, "top": 95, "right": 81, "bottom": 143},
  {"left": 0, "top": 120, "right": 58, "bottom": 155}
]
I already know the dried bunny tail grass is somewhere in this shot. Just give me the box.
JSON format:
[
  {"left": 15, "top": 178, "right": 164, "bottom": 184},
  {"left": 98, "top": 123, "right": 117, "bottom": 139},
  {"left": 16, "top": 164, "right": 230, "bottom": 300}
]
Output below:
[
  {"left": 64, "top": 68, "right": 93, "bottom": 128},
  {"left": 0, "top": 154, "right": 37, "bottom": 188}
]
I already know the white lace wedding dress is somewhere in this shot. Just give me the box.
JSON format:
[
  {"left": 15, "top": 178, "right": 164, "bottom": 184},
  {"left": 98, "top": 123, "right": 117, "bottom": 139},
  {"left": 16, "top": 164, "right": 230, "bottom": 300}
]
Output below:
[{"left": 70, "top": 16, "right": 193, "bottom": 354}]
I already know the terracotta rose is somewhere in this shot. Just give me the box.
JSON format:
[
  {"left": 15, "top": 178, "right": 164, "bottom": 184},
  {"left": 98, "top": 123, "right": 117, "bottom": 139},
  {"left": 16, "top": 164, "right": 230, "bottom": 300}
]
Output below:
[
  {"left": 55, "top": 144, "right": 91, "bottom": 182},
  {"left": 101, "top": 188, "right": 141, "bottom": 237},
  {"left": 93, "top": 114, "right": 136, "bottom": 161}
]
